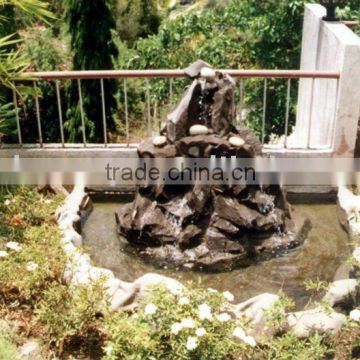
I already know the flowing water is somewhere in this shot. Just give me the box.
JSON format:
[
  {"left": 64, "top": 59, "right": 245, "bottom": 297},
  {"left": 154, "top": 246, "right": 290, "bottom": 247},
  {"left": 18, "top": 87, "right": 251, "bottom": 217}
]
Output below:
[{"left": 82, "top": 200, "right": 349, "bottom": 309}]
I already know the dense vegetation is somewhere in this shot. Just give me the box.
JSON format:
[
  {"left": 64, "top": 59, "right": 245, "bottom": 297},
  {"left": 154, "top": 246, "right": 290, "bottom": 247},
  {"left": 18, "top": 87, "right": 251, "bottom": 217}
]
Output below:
[{"left": 1, "top": 0, "right": 359, "bottom": 144}]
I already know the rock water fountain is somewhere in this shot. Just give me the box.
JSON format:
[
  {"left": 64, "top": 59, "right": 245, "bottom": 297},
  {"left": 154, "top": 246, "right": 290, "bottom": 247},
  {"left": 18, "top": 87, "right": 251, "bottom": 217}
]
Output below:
[{"left": 116, "top": 60, "right": 311, "bottom": 272}]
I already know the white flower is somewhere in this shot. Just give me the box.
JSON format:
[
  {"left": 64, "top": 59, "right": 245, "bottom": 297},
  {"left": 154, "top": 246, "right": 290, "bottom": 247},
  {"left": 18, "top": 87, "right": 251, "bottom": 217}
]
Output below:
[
  {"left": 104, "top": 345, "right": 113, "bottom": 356},
  {"left": 144, "top": 303, "right": 157, "bottom": 316},
  {"left": 6, "top": 242, "right": 21, "bottom": 252},
  {"left": 186, "top": 336, "right": 198, "bottom": 351},
  {"left": 181, "top": 318, "right": 196, "bottom": 329},
  {"left": 216, "top": 313, "right": 231, "bottom": 322},
  {"left": 195, "top": 328, "right": 207, "bottom": 337},
  {"left": 222, "top": 291, "right": 234, "bottom": 302},
  {"left": 4, "top": 199, "right": 10, "bottom": 206},
  {"left": 198, "top": 304, "right": 212, "bottom": 320},
  {"left": 26, "top": 262, "right": 38, "bottom": 272},
  {"left": 166, "top": 282, "right": 183, "bottom": 296},
  {"left": 0, "top": 251, "right": 8, "bottom": 258},
  {"left": 233, "top": 327, "right": 246, "bottom": 340},
  {"left": 232, "top": 328, "right": 256, "bottom": 347},
  {"left": 132, "top": 313, "right": 139, "bottom": 319},
  {"left": 207, "top": 288, "right": 218, "bottom": 293},
  {"left": 350, "top": 309, "right": 360, "bottom": 323},
  {"left": 171, "top": 322, "right": 183, "bottom": 335},
  {"left": 243, "top": 335, "right": 257, "bottom": 347},
  {"left": 179, "top": 297, "right": 190, "bottom": 305},
  {"left": 44, "top": 199, "right": 52, "bottom": 204}
]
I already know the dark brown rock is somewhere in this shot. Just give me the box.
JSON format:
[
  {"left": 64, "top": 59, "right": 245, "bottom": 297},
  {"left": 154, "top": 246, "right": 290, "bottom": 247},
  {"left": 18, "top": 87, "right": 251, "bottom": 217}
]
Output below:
[
  {"left": 166, "top": 81, "right": 203, "bottom": 143},
  {"left": 138, "top": 139, "right": 178, "bottom": 158},
  {"left": 211, "top": 75, "right": 236, "bottom": 136}
]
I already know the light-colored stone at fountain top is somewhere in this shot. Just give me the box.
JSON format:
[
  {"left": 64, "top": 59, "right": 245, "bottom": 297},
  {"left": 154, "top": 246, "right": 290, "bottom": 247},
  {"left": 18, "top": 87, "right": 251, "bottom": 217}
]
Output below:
[
  {"left": 153, "top": 136, "right": 167, "bottom": 147},
  {"left": 189, "top": 125, "right": 209, "bottom": 136},
  {"left": 229, "top": 136, "right": 245, "bottom": 147},
  {"left": 200, "top": 67, "right": 216, "bottom": 81}
]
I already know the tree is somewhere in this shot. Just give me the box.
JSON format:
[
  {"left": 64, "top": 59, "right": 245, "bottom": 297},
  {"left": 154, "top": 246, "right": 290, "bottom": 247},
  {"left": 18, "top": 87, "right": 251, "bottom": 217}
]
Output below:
[
  {"left": 63, "top": 0, "right": 118, "bottom": 143},
  {"left": 0, "top": 0, "right": 53, "bottom": 142},
  {"left": 116, "top": 0, "right": 162, "bottom": 47}
]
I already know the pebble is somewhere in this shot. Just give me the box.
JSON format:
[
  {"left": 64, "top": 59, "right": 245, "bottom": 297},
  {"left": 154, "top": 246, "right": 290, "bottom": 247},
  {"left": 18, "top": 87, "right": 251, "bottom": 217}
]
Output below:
[
  {"left": 200, "top": 67, "right": 216, "bottom": 81},
  {"left": 189, "top": 125, "right": 209, "bottom": 136},
  {"left": 153, "top": 136, "right": 167, "bottom": 147},
  {"left": 229, "top": 136, "right": 245, "bottom": 147}
]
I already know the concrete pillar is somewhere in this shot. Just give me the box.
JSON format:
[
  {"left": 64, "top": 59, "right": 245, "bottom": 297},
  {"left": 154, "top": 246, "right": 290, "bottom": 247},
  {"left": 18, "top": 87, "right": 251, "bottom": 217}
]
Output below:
[{"left": 293, "top": 4, "right": 360, "bottom": 156}]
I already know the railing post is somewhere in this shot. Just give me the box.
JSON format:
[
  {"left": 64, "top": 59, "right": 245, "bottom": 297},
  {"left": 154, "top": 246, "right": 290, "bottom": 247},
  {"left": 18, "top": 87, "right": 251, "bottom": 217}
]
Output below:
[
  {"left": 33, "top": 81, "right": 43, "bottom": 147},
  {"left": 123, "top": 79, "right": 129, "bottom": 147},
  {"left": 261, "top": 79, "right": 267, "bottom": 145},
  {"left": 77, "top": 79, "right": 87, "bottom": 147},
  {"left": 284, "top": 78, "right": 291, "bottom": 149},
  {"left": 55, "top": 81, "right": 65, "bottom": 148},
  {"left": 12, "top": 89, "right": 22, "bottom": 147},
  {"left": 100, "top": 79, "right": 108, "bottom": 147}
]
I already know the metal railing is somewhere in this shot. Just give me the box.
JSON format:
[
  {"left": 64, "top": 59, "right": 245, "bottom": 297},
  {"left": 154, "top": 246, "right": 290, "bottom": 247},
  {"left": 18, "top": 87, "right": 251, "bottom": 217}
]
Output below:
[{"left": 4, "top": 69, "right": 340, "bottom": 151}]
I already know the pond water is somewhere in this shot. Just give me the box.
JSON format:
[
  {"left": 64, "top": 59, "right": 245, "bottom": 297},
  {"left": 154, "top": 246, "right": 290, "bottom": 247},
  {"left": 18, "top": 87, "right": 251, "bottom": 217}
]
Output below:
[{"left": 82, "top": 201, "right": 349, "bottom": 309}]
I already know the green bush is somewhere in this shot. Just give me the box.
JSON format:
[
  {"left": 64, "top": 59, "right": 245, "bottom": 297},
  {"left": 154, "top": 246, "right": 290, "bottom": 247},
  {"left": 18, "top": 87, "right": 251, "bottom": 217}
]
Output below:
[
  {"left": 0, "top": 333, "right": 18, "bottom": 360},
  {"left": 35, "top": 281, "right": 106, "bottom": 356},
  {"left": 103, "top": 286, "right": 254, "bottom": 360},
  {"left": 18, "top": 26, "right": 69, "bottom": 143}
]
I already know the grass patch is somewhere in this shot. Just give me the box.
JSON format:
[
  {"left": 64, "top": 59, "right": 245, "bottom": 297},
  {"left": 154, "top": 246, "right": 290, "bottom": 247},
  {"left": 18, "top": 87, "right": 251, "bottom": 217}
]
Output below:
[{"left": 0, "top": 332, "right": 18, "bottom": 360}]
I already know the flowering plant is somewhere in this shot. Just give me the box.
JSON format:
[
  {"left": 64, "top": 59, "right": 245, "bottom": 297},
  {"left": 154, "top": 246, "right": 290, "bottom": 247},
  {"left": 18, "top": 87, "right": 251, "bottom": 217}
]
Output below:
[{"left": 103, "top": 285, "right": 256, "bottom": 360}]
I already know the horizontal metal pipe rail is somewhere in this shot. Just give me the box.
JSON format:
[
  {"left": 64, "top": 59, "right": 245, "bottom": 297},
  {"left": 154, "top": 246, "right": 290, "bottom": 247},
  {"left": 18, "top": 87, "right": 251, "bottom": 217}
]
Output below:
[
  {"left": 3, "top": 69, "right": 341, "bottom": 151},
  {"left": 19, "top": 69, "right": 340, "bottom": 80}
]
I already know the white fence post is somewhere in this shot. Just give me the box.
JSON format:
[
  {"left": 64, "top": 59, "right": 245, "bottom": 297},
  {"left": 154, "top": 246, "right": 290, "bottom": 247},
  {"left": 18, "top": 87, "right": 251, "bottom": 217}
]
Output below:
[{"left": 294, "top": 4, "right": 360, "bottom": 156}]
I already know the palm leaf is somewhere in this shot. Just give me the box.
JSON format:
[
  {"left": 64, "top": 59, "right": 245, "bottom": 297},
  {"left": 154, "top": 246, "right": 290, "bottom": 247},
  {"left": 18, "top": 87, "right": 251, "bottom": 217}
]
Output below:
[
  {"left": 0, "top": 101, "right": 17, "bottom": 137},
  {"left": 0, "top": 0, "right": 54, "bottom": 22}
]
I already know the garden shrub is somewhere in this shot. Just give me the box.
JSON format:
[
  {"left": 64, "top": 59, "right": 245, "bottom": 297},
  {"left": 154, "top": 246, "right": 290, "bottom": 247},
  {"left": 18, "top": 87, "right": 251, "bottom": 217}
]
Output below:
[
  {"left": 103, "top": 286, "right": 255, "bottom": 360},
  {"left": 0, "top": 332, "right": 18, "bottom": 360}
]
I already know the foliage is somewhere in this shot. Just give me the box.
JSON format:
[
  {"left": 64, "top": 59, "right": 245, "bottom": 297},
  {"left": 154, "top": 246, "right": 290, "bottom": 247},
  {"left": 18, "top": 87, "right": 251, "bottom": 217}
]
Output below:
[
  {"left": 103, "top": 286, "right": 253, "bottom": 360},
  {"left": 265, "top": 293, "right": 295, "bottom": 330},
  {"left": 63, "top": 0, "right": 118, "bottom": 143},
  {"left": 115, "top": 0, "right": 311, "bottom": 138},
  {"left": 262, "top": 332, "right": 330, "bottom": 360},
  {"left": 18, "top": 26, "right": 69, "bottom": 143},
  {"left": 0, "top": 0, "right": 54, "bottom": 139},
  {"left": 0, "top": 0, "right": 53, "bottom": 23},
  {"left": 0, "top": 101, "right": 17, "bottom": 137},
  {"left": 0, "top": 187, "right": 106, "bottom": 357},
  {"left": 36, "top": 281, "right": 106, "bottom": 356},
  {"left": 115, "top": 0, "right": 162, "bottom": 47},
  {"left": 0, "top": 333, "right": 18, "bottom": 360}
]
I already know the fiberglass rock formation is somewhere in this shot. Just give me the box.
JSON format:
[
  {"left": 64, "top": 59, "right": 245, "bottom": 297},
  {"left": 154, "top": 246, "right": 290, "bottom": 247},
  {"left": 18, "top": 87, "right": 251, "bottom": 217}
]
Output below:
[{"left": 116, "top": 60, "right": 311, "bottom": 272}]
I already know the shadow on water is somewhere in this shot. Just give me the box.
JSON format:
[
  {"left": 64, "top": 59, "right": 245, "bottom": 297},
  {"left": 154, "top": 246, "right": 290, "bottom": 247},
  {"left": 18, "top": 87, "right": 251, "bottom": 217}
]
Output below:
[{"left": 82, "top": 200, "right": 349, "bottom": 309}]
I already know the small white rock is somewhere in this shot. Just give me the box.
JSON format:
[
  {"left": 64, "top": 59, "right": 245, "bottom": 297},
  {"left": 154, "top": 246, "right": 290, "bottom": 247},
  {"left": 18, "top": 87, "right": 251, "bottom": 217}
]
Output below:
[
  {"left": 26, "top": 262, "right": 38, "bottom": 272},
  {"left": 200, "top": 67, "right": 216, "bottom": 81},
  {"left": 353, "top": 247, "right": 360, "bottom": 263},
  {"left": 350, "top": 309, "right": 360, "bottom": 322},
  {"left": 6, "top": 241, "right": 21, "bottom": 252},
  {"left": 229, "top": 136, "right": 245, "bottom": 147},
  {"left": 153, "top": 135, "right": 167, "bottom": 147},
  {"left": 323, "top": 279, "right": 358, "bottom": 307},
  {"left": 287, "top": 308, "right": 346, "bottom": 338},
  {"left": 189, "top": 125, "right": 209, "bottom": 136}
]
